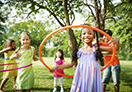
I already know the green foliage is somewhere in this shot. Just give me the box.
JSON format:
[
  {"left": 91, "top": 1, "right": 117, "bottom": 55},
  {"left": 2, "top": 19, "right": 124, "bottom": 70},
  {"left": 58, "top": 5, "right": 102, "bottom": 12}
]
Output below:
[
  {"left": 1, "top": 0, "right": 131, "bottom": 60},
  {"left": 45, "top": 28, "right": 82, "bottom": 57},
  {"left": 0, "top": 1, "right": 10, "bottom": 22},
  {"left": 0, "top": 24, "right": 8, "bottom": 57},
  {"left": 46, "top": 30, "right": 70, "bottom": 57},
  {"left": 3, "top": 0, "right": 82, "bottom": 25},
  {"left": 105, "top": 1, "right": 132, "bottom": 60},
  {"left": 7, "top": 20, "right": 52, "bottom": 56}
]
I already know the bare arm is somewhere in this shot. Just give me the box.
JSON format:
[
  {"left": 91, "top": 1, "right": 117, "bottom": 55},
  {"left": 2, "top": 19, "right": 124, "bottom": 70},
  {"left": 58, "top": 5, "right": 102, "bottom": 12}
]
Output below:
[
  {"left": 0, "top": 47, "right": 11, "bottom": 54},
  {"left": 49, "top": 61, "right": 76, "bottom": 72},
  {"left": 102, "top": 51, "right": 109, "bottom": 54},
  {"left": 10, "top": 48, "right": 21, "bottom": 60},
  {"left": 10, "top": 52, "right": 21, "bottom": 60},
  {"left": 100, "top": 37, "right": 120, "bottom": 52},
  {"left": 33, "top": 47, "right": 39, "bottom": 61},
  {"left": 108, "top": 37, "right": 120, "bottom": 51}
]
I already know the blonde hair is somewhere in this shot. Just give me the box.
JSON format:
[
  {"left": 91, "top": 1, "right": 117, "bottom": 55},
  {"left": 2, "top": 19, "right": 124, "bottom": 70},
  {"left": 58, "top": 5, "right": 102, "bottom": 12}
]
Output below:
[{"left": 15, "top": 32, "right": 32, "bottom": 57}]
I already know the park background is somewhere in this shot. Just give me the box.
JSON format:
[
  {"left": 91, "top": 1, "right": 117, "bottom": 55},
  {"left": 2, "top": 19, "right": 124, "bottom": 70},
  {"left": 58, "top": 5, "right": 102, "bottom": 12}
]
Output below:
[{"left": 0, "top": 0, "right": 132, "bottom": 92}]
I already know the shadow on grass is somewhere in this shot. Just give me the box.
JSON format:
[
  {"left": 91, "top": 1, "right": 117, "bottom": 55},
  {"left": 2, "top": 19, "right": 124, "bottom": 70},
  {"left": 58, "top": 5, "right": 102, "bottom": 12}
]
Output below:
[
  {"left": 3, "top": 90, "right": 19, "bottom": 92},
  {"left": 32, "top": 87, "right": 52, "bottom": 92},
  {"left": 32, "top": 86, "right": 71, "bottom": 92}
]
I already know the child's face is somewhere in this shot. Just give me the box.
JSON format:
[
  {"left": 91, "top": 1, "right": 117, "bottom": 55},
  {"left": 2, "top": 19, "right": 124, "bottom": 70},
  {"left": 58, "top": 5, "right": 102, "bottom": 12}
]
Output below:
[
  {"left": 103, "top": 35, "right": 109, "bottom": 43},
  {"left": 11, "top": 42, "right": 15, "bottom": 49},
  {"left": 81, "top": 28, "right": 95, "bottom": 44},
  {"left": 20, "top": 34, "right": 31, "bottom": 46},
  {"left": 56, "top": 51, "right": 62, "bottom": 58}
]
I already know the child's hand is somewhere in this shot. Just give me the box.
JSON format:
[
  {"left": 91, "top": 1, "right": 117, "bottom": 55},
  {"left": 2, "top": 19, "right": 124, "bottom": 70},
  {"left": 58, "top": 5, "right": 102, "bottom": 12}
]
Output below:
[
  {"left": 108, "top": 37, "right": 119, "bottom": 47},
  {"left": 49, "top": 67, "right": 56, "bottom": 73},
  {"left": 99, "top": 37, "right": 104, "bottom": 42},
  {"left": 10, "top": 52, "right": 21, "bottom": 60},
  {"left": 33, "top": 57, "right": 40, "bottom": 61}
]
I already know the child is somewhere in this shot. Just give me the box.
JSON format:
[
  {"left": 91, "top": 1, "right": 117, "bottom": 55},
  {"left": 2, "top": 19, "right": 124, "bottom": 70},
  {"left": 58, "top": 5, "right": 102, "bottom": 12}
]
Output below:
[
  {"left": 53, "top": 49, "right": 65, "bottom": 92},
  {"left": 10, "top": 32, "right": 39, "bottom": 92},
  {"left": 0, "top": 39, "right": 18, "bottom": 92},
  {"left": 99, "top": 29, "right": 120, "bottom": 92},
  {"left": 50, "top": 28, "right": 107, "bottom": 92}
]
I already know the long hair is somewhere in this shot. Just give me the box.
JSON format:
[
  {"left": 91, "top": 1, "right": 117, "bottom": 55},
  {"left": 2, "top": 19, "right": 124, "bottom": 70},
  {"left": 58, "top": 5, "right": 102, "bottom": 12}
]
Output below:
[
  {"left": 95, "top": 30, "right": 104, "bottom": 66},
  {"left": 55, "top": 49, "right": 64, "bottom": 60},
  {"left": 4, "top": 39, "right": 16, "bottom": 51},
  {"left": 72, "top": 26, "right": 104, "bottom": 66},
  {"left": 15, "top": 32, "right": 32, "bottom": 55}
]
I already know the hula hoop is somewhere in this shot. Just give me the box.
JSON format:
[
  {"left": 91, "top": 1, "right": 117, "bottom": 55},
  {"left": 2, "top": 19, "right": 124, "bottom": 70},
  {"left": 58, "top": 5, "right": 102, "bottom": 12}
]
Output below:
[
  {"left": 0, "top": 58, "right": 19, "bottom": 60},
  {"left": 39, "top": 25, "right": 116, "bottom": 78},
  {"left": 103, "top": 54, "right": 123, "bottom": 59},
  {"left": 0, "top": 64, "right": 32, "bottom": 72},
  {"left": 0, "top": 62, "right": 19, "bottom": 66}
]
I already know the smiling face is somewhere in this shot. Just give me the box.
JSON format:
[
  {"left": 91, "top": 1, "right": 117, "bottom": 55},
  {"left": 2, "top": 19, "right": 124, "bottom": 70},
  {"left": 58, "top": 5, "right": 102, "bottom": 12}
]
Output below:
[
  {"left": 81, "top": 28, "right": 95, "bottom": 44},
  {"left": 20, "top": 33, "right": 31, "bottom": 47},
  {"left": 56, "top": 51, "right": 62, "bottom": 58},
  {"left": 11, "top": 42, "right": 15, "bottom": 49}
]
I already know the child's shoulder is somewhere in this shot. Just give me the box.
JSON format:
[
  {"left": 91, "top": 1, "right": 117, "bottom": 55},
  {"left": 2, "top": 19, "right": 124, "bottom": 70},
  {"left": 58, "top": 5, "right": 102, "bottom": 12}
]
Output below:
[
  {"left": 30, "top": 46, "right": 35, "bottom": 50},
  {"left": 78, "top": 46, "right": 83, "bottom": 51}
]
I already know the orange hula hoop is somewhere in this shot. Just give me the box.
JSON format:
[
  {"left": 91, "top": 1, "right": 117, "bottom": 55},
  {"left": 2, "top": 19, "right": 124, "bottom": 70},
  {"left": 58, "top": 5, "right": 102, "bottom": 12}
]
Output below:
[{"left": 39, "top": 25, "right": 116, "bottom": 78}]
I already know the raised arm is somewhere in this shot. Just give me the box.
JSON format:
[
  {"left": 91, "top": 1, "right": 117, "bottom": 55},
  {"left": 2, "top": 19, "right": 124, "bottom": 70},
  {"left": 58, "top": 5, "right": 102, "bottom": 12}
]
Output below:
[
  {"left": 100, "top": 37, "right": 120, "bottom": 52},
  {"left": 0, "top": 47, "right": 11, "bottom": 54},
  {"left": 10, "top": 48, "right": 21, "bottom": 60},
  {"left": 108, "top": 37, "right": 120, "bottom": 51},
  {"left": 49, "top": 61, "right": 76, "bottom": 72}
]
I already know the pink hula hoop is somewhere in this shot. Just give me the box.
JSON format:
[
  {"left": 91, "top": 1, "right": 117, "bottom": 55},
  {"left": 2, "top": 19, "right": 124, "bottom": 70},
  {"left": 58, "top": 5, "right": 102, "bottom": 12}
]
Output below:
[
  {"left": 0, "top": 64, "right": 32, "bottom": 72},
  {"left": 0, "top": 62, "right": 19, "bottom": 66}
]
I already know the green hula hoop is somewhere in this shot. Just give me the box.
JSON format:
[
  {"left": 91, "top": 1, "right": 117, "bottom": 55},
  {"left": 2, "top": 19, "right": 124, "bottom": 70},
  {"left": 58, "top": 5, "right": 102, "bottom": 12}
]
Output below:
[{"left": 103, "top": 54, "right": 123, "bottom": 59}]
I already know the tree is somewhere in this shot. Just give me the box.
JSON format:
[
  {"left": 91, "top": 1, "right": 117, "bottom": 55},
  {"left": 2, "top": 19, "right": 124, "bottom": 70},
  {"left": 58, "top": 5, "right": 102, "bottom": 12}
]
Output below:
[
  {"left": 2, "top": 0, "right": 131, "bottom": 60},
  {"left": 7, "top": 20, "right": 52, "bottom": 56},
  {"left": 83, "top": 0, "right": 130, "bottom": 30},
  {"left": 0, "top": 24, "right": 8, "bottom": 57},
  {"left": 2, "top": 0, "right": 83, "bottom": 58},
  {"left": 0, "top": 0, "right": 10, "bottom": 55},
  {"left": 105, "top": 0, "right": 132, "bottom": 60}
]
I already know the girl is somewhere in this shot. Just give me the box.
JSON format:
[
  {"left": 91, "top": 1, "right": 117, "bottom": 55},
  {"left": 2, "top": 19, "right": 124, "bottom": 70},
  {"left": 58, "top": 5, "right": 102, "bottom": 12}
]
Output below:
[
  {"left": 10, "top": 32, "right": 39, "bottom": 92},
  {"left": 53, "top": 49, "right": 65, "bottom": 92},
  {"left": 0, "top": 39, "right": 18, "bottom": 92},
  {"left": 50, "top": 28, "right": 114, "bottom": 92}
]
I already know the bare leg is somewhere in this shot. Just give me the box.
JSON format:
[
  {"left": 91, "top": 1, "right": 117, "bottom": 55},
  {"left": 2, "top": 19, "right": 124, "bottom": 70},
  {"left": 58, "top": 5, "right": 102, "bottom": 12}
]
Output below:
[
  {"left": 20, "top": 90, "right": 25, "bottom": 92},
  {"left": 103, "top": 85, "right": 106, "bottom": 92},
  {"left": 114, "top": 85, "right": 119, "bottom": 92},
  {"left": 0, "top": 78, "right": 9, "bottom": 92},
  {"left": 14, "top": 76, "right": 17, "bottom": 89},
  {"left": 25, "top": 89, "right": 30, "bottom": 92}
]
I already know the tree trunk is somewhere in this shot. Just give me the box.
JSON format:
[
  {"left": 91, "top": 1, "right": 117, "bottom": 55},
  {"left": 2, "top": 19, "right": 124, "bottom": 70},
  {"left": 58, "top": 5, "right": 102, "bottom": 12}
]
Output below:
[
  {"left": 63, "top": 0, "right": 77, "bottom": 72},
  {"left": 94, "top": 0, "right": 100, "bottom": 29},
  {"left": 63, "top": 0, "right": 77, "bottom": 57},
  {"left": 94, "top": 0, "right": 106, "bottom": 37}
]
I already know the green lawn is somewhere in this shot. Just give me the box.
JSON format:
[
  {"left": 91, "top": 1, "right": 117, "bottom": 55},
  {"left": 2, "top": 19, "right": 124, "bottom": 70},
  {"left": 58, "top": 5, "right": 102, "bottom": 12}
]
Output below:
[{"left": 0, "top": 57, "right": 132, "bottom": 92}]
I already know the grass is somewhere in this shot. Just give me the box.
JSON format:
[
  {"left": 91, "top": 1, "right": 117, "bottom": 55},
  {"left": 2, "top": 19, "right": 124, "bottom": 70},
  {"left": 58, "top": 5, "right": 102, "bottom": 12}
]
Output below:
[{"left": 0, "top": 57, "right": 132, "bottom": 92}]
